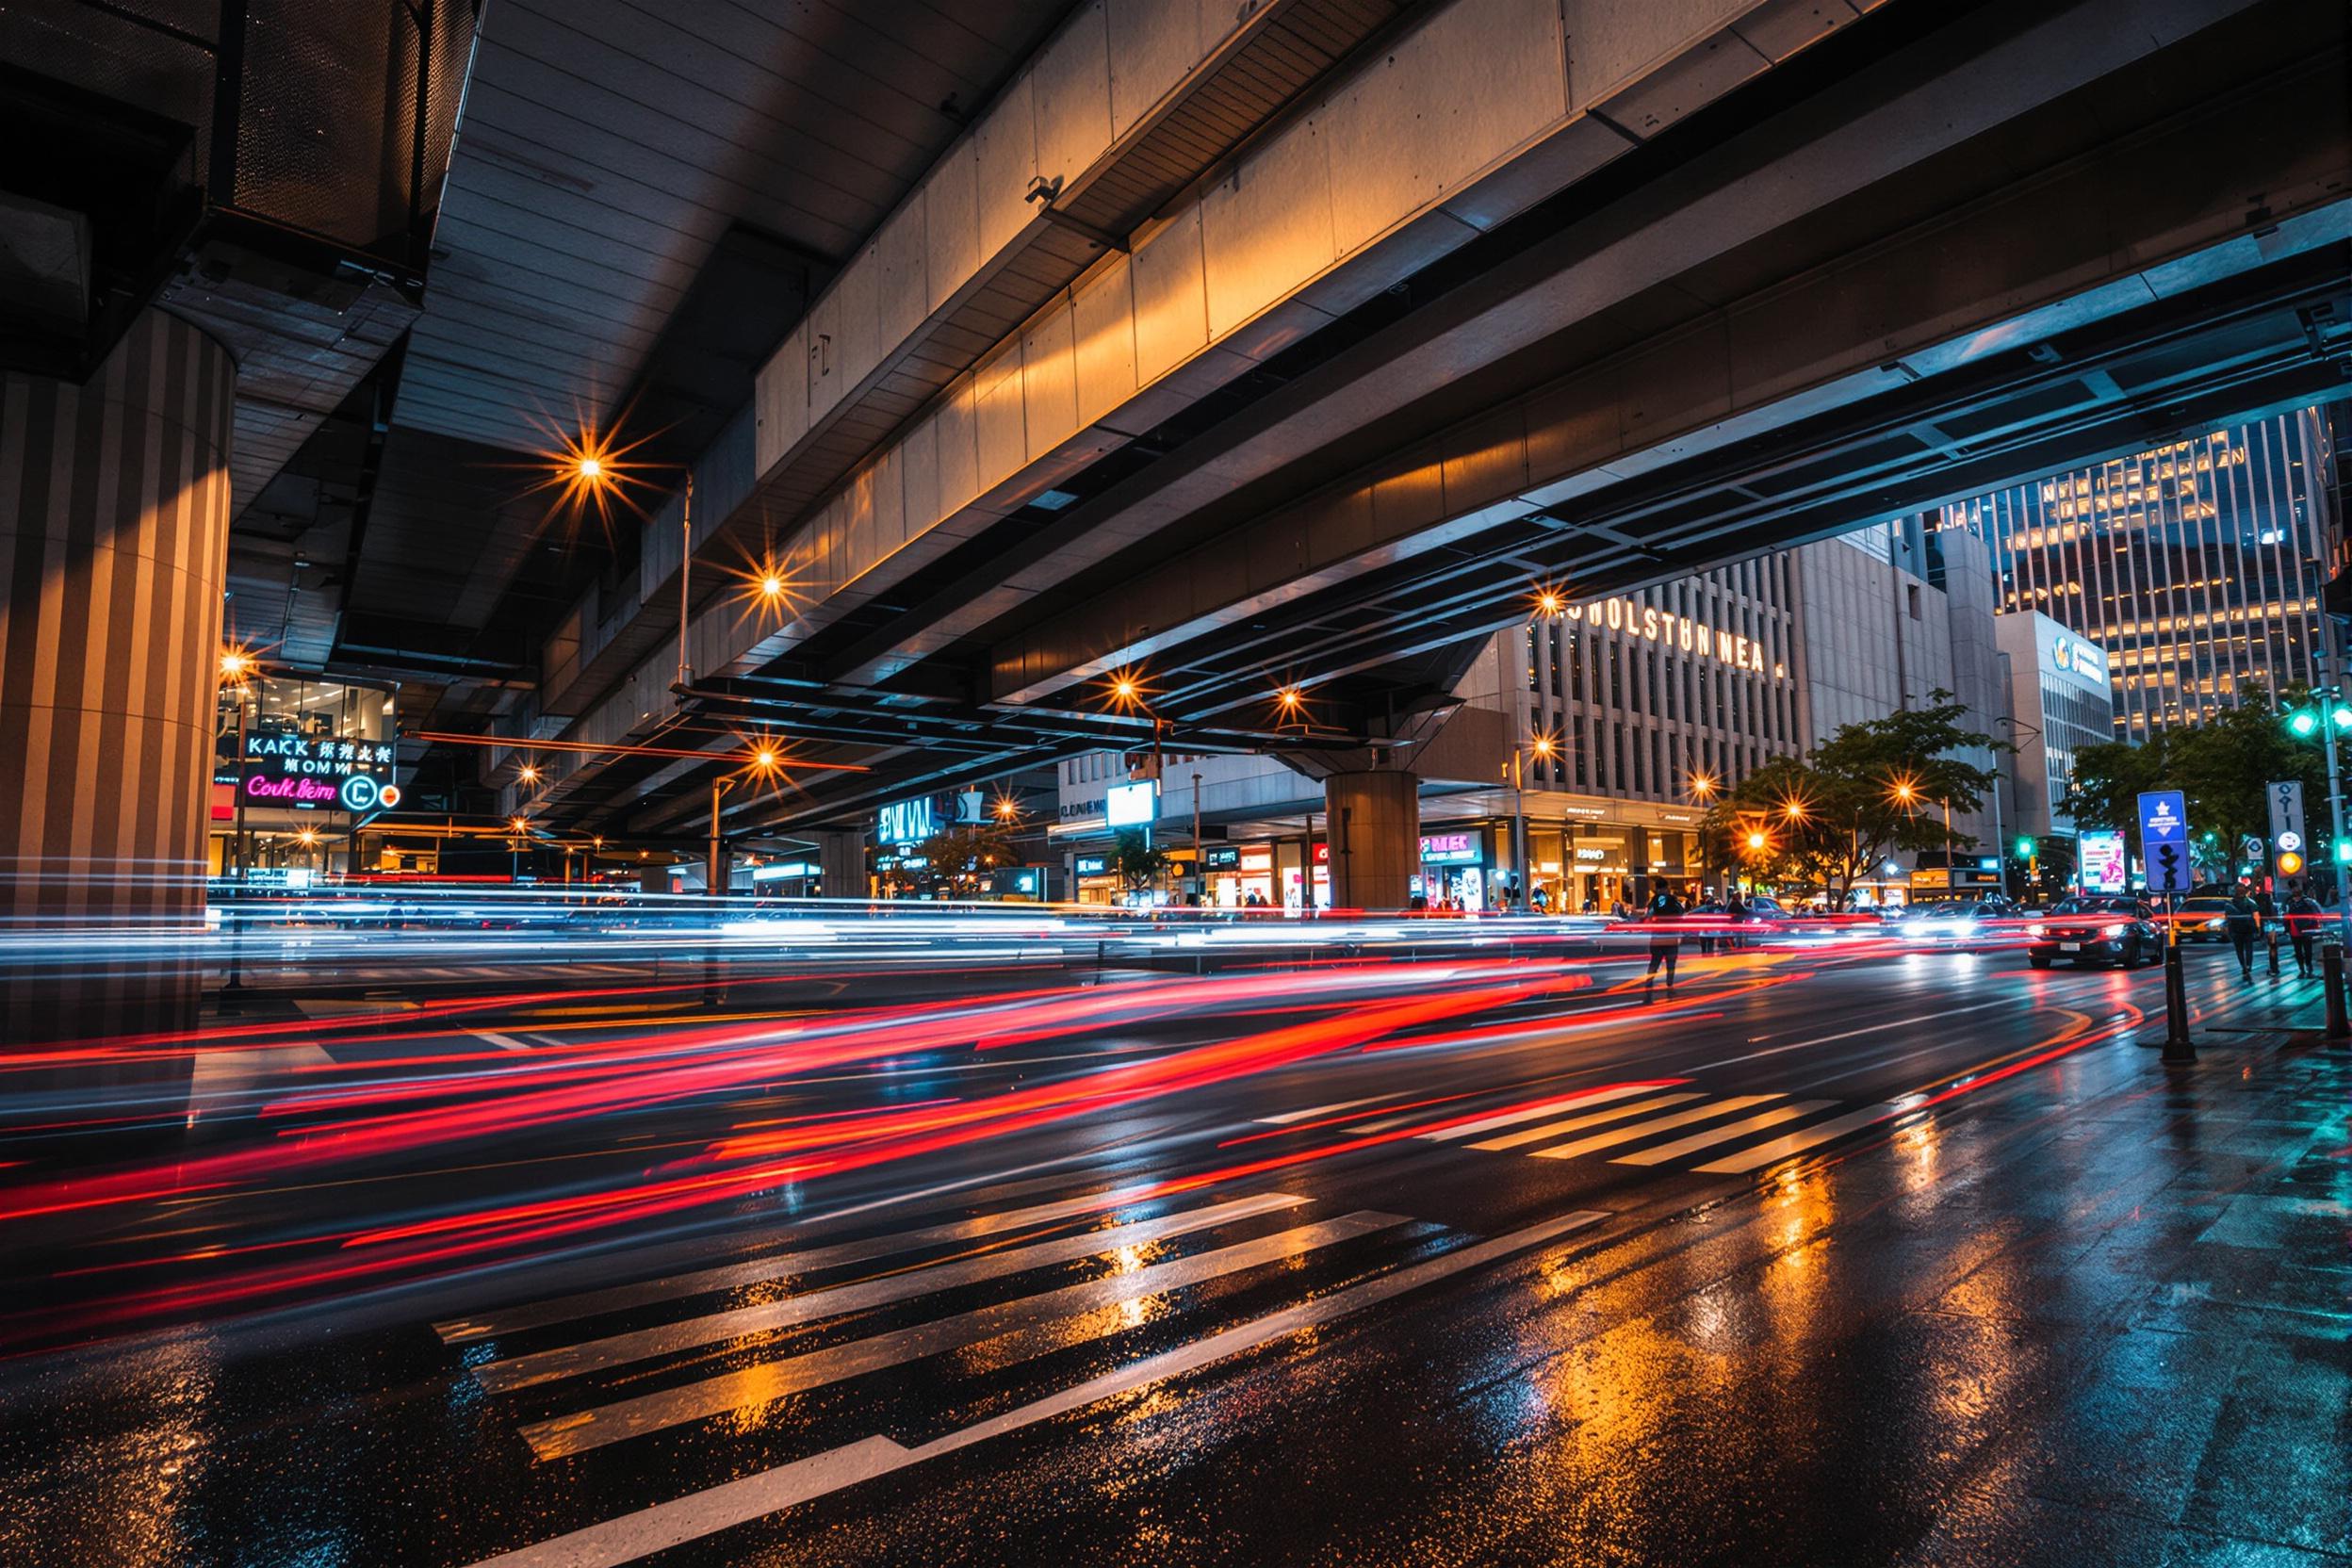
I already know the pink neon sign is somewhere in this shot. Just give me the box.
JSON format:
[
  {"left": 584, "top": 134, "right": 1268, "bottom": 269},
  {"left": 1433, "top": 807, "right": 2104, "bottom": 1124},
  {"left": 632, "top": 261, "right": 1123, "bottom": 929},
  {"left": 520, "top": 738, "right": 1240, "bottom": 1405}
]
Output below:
[{"left": 246, "top": 775, "right": 338, "bottom": 805}]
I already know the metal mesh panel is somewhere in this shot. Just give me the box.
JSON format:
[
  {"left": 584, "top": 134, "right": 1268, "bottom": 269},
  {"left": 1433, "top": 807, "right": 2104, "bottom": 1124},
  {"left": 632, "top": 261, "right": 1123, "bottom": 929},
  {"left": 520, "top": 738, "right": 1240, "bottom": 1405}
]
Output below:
[
  {"left": 0, "top": 1, "right": 213, "bottom": 185},
  {"left": 232, "top": 0, "right": 418, "bottom": 254}
]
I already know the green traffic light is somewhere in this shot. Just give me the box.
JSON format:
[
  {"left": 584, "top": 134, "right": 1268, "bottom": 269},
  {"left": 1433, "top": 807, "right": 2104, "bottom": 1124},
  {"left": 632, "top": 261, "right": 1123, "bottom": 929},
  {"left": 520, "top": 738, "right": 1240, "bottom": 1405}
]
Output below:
[
  {"left": 2338, "top": 841, "right": 2352, "bottom": 865},
  {"left": 2289, "top": 710, "right": 2320, "bottom": 737},
  {"left": 2332, "top": 705, "right": 2352, "bottom": 730},
  {"left": 2014, "top": 836, "right": 2034, "bottom": 858}
]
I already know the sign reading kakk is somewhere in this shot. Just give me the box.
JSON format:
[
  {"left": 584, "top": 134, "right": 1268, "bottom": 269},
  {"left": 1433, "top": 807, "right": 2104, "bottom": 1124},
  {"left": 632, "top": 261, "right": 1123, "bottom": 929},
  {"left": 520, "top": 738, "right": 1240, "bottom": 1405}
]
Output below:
[{"left": 2138, "top": 790, "right": 2193, "bottom": 894}]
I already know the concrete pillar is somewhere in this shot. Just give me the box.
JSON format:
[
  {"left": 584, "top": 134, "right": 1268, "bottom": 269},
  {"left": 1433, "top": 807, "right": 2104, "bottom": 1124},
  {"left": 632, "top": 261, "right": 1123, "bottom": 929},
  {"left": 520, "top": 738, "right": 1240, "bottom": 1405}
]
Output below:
[
  {"left": 0, "top": 310, "right": 237, "bottom": 1044},
  {"left": 1324, "top": 771, "right": 1417, "bottom": 910},
  {"left": 814, "top": 827, "right": 864, "bottom": 899}
]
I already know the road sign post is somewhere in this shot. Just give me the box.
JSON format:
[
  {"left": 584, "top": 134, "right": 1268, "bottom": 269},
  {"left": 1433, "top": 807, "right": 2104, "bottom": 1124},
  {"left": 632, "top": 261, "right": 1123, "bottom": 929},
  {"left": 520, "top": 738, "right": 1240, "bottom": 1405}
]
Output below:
[{"left": 2139, "top": 790, "right": 2195, "bottom": 1062}]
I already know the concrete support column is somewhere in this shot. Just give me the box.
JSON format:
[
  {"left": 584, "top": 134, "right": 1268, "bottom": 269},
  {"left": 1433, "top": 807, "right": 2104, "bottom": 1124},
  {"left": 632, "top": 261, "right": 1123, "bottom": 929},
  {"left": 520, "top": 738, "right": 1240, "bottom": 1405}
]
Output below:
[
  {"left": 0, "top": 310, "right": 237, "bottom": 1044},
  {"left": 1323, "top": 771, "right": 1417, "bottom": 910},
  {"left": 813, "top": 827, "right": 864, "bottom": 899}
]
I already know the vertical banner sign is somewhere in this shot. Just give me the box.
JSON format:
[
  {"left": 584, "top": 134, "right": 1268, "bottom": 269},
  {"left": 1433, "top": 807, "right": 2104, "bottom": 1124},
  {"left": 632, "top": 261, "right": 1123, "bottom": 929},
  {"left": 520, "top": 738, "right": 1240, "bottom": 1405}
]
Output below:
[
  {"left": 2138, "top": 791, "right": 2193, "bottom": 894},
  {"left": 2266, "top": 780, "right": 2307, "bottom": 858}
]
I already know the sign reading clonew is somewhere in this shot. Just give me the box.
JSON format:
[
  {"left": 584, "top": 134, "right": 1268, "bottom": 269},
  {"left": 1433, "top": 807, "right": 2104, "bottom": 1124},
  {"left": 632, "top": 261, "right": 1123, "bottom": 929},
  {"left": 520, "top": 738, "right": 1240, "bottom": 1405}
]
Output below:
[{"left": 1560, "top": 597, "right": 1773, "bottom": 673}]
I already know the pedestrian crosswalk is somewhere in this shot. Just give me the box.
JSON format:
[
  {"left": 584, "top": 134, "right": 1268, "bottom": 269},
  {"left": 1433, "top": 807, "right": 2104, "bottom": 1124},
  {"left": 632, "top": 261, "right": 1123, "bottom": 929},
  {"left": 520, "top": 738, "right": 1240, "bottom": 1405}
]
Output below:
[
  {"left": 439, "top": 1184, "right": 1609, "bottom": 1564},
  {"left": 1260, "top": 1085, "right": 1904, "bottom": 1176},
  {"left": 439, "top": 1189, "right": 1609, "bottom": 1523}
]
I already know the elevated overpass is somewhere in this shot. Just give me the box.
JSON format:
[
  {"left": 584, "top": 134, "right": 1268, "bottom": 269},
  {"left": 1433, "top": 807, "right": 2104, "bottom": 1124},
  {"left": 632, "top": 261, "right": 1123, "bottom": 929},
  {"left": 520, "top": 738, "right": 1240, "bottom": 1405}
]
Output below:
[{"left": 507, "top": 0, "right": 2347, "bottom": 889}]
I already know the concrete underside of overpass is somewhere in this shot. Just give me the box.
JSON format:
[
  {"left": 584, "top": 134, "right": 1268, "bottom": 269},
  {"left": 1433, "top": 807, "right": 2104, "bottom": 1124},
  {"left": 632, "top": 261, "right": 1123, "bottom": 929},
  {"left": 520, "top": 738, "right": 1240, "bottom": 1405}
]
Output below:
[{"left": 498, "top": 0, "right": 2346, "bottom": 844}]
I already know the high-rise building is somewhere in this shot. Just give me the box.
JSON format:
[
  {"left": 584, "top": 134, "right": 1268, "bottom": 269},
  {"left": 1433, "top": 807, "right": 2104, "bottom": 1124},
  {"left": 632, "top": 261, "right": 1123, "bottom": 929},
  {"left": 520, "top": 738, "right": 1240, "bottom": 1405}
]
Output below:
[
  {"left": 1992, "top": 612, "right": 2115, "bottom": 840},
  {"left": 1948, "top": 408, "right": 2342, "bottom": 738}
]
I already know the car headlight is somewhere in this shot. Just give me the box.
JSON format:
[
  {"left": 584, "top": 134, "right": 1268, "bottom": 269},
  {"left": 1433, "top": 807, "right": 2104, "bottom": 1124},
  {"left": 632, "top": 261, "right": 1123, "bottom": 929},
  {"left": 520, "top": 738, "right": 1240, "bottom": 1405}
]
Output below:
[
  {"left": 2202, "top": 918, "right": 2224, "bottom": 929},
  {"left": 2025, "top": 923, "right": 2047, "bottom": 938},
  {"left": 2099, "top": 923, "right": 2129, "bottom": 938}
]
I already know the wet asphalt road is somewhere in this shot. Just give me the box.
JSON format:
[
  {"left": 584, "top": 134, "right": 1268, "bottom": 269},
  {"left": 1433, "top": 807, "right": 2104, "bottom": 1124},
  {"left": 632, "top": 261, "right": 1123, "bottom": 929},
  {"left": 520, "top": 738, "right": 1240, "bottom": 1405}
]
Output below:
[{"left": 1, "top": 939, "right": 2345, "bottom": 1567}]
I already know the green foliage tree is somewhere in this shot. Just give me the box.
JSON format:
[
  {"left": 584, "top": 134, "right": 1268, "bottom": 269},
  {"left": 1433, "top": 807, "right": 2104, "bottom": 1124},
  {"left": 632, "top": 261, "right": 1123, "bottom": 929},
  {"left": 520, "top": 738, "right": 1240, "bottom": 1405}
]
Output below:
[
  {"left": 2061, "top": 682, "right": 2334, "bottom": 882},
  {"left": 917, "top": 824, "right": 1015, "bottom": 895},
  {"left": 1700, "top": 691, "right": 2004, "bottom": 907},
  {"left": 1109, "top": 828, "right": 1169, "bottom": 896}
]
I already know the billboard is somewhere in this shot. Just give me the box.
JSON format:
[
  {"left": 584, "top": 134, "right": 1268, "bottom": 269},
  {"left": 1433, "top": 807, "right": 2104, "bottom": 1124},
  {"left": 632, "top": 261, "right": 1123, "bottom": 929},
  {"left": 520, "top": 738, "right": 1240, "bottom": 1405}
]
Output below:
[
  {"left": 1104, "top": 780, "right": 1157, "bottom": 827},
  {"left": 2080, "top": 830, "right": 2128, "bottom": 893}
]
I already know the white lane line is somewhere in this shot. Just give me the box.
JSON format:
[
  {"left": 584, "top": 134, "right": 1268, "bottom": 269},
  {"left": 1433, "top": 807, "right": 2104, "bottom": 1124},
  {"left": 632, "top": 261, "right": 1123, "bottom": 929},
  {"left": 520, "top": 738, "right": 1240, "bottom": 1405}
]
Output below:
[
  {"left": 1692, "top": 1103, "right": 1905, "bottom": 1174},
  {"left": 434, "top": 1185, "right": 1214, "bottom": 1344},
  {"left": 1469, "top": 1093, "right": 1703, "bottom": 1152},
  {"left": 465, "top": 1209, "right": 1609, "bottom": 1568},
  {"left": 473, "top": 1032, "right": 536, "bottom": 1053},
  {"left": 1608, "top": 1102, "right": 1832, "bottom": 1166},
  {"left": 519, "top": 1211, "right": 1410, "bottom": 1460},
  {"left": 1412, "top": 1083, "right": 1668, "bottom": 1142},
  {"left": 475, "top": 1193, "right": 1307, "bottom": 1394},
  {"left": 1685, "top": 999, "right": 2014, "bottom": 1072},
  {"left": 1254, "top": 1095, "right": 1395, "bottom": 1124},
  {"left": 1531, "top": 1095, "right": 1784, "bottom": 1161}
]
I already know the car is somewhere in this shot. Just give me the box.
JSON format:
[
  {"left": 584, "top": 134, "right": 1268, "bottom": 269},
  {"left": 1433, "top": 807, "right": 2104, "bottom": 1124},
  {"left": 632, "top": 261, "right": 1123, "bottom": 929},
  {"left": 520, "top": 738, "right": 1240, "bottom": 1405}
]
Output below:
[
  {"left": 2022, "top": 896, "right": 2165, "bottom": 969},
  {"left": 2173, "top": 896, "right": 2233, "bottom": 942}
]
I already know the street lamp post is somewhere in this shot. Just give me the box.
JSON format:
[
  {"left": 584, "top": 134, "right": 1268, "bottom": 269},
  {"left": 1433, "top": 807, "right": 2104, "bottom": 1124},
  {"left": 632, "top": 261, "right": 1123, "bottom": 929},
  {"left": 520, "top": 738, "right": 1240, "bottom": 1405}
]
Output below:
[{"left": 1510, "top": 736, "right": 1556, "bottom": 912}]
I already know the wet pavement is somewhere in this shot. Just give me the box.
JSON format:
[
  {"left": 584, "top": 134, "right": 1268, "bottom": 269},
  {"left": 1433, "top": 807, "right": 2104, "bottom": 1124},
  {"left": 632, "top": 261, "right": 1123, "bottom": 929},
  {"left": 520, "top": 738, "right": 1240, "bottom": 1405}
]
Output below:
[{"left": 1, "top": 941, "right": 2345, "bottom": 1566}]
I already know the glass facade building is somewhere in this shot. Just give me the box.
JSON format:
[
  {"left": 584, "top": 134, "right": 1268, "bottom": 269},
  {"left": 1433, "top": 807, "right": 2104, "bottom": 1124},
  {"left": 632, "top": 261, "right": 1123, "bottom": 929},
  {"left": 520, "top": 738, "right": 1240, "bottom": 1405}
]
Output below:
[{"left": 1947, "top": 408, "right": 2340, "bottom": 738}]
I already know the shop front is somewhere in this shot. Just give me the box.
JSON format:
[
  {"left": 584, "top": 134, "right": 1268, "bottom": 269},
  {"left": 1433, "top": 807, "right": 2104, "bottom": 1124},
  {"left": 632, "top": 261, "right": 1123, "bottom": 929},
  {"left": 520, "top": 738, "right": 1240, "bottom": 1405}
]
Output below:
[
  {"left": 1410, "top": 829, "right": 1491, "bottom": 910},
  {"left": 1202, "top": 843, "right": 1279, "bottom": 906},
  {"left": 213, "top": 673, "right": 402, "bottom": 879}
]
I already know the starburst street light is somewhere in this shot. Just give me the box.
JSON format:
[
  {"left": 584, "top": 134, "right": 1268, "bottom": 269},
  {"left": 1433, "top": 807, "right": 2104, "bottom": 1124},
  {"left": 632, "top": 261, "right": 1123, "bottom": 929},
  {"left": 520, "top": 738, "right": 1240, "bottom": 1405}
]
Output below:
[
  {"left": 994, "top": 795, "right": 1021, "bottom": 822},
  {"left": 517, "top": 763, "right": 542, "bottom": 786},
  {"left": 509, "top": 815, "right": 529, "bottom": 834},
  {"left": 1783, "top": 798, "right": 1806, "bottom": 822},
  {"left": 1746, "top": 829, "right": 1769, "bottom": 851},
  {"left": 1690, "top": 772, "right": 1717, "bottom": 802},
  {"left": 219, "top": 648, "right": 254, "bottom": 681}
]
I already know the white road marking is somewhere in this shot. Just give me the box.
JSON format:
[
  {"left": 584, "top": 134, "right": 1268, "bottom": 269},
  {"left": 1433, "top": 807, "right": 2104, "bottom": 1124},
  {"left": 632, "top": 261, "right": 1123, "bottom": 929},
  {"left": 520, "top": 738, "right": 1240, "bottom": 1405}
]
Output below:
[
  {"left": 464, "top": 1210, "right": 1608, "bottom": 1568},
  {"left": 1608, "top": 1102, "right": 1831, "bottom": 1166},
  {"left": 475, "top": 1193, "right": 1307, "bottom": 1393},
  {"left": 472, "top": 1032, "right": 536, "bottom": 1053},
  {"left": 1469, "top": 1093, "right": 1704, "bottom": 1152},
  {"left": 1412, "top": 1083, "right": 1667, "bottom": 1141},
  {"left": 1692, "top": 1103, "right": 1906, "bottom": 1174},
  {"left": 434, "top": 1184, "right": 1221, "bottom": 1344},
  {"left": 1531, "top": 1095, "right": 1784, "bottom": 1161},
  {"left": 1254, "top": 1096, "right": 1395, "bottom": 1124},
  {"left": 520, "top": 1211, "right": 1410, "bottom": 1459}
]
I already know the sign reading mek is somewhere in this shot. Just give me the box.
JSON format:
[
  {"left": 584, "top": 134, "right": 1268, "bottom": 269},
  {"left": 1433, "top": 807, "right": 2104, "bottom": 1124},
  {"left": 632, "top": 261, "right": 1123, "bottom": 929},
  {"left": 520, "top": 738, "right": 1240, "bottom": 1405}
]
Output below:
[
  {"left": 1419, "top": 832, "right": 1480, "bottom": 865},
  {"left": 2138, "top": 790, "right": 2193, "bottom": 894}
]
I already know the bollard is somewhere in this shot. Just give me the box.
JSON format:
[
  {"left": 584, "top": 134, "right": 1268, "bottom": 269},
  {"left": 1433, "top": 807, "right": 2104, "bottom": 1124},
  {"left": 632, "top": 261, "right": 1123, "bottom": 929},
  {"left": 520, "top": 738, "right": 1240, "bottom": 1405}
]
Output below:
[
  {"left": 2161, "top": 939, "right": 2196, "bottom": 1063},
  {"left": 2326, "top": 942, "right": 2351, "bottom": 1046}
]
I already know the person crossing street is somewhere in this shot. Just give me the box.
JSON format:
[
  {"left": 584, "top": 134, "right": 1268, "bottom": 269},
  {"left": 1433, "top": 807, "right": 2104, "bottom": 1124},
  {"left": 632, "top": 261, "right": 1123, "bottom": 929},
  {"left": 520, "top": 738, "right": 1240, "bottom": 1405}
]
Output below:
[{"left": 1644, "top": 883, "right": 1687, "bottom": 993}]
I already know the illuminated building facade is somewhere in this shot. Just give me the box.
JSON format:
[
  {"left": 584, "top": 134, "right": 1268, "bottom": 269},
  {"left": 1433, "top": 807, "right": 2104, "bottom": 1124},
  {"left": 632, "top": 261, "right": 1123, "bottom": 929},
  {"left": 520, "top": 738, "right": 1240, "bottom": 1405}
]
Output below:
[{"left": 1948, "top": 409, "right": 2341, "bottom": 738}]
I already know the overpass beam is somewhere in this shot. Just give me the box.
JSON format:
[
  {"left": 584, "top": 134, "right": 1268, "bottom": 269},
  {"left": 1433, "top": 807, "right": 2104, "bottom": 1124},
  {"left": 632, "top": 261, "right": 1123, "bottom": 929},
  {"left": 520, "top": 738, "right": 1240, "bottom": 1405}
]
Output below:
[{"left": 1324, "top": 771, "right": 1420, "bottom": 911}]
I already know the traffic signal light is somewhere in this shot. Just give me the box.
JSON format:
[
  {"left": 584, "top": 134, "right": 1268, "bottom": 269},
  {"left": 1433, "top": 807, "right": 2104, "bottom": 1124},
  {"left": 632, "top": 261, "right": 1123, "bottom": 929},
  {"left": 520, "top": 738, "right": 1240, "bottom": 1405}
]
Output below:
[
  {"left": 2289, "top": 709, "right": 2320, "bottom": 737},
  {"left": 2278, "top": 850, "right": 2306, "bottom": 876},
  {"left": 2014, "top": 835, "right": 2034, "bottom": 858}
]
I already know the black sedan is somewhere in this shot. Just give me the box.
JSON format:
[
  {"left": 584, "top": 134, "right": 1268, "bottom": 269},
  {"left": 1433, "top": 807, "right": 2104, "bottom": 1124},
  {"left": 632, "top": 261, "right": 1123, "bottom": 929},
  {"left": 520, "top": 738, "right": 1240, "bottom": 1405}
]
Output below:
[{"left": 2023, "top": 896, "right": 2165, "bottom": 968}]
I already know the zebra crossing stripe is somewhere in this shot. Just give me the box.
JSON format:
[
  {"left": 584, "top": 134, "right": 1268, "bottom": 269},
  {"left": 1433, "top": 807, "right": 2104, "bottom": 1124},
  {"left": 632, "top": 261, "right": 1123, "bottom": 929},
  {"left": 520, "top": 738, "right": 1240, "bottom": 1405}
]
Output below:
[
  {"left": 519, "top": 1210, "right": 1409, "bottom": 1460},
  {"left": 433, "top": 1186, "right": 1224, "bottom": 1344},
  {"left": 1469, "top": 1093, "right": 1703, "bottom": 1152},
  {"left": 474, "top": 1193, "right": 1307, "bottom": 1393},
  {"left": 463, "top": 1210, "right": 1607, "bottom": 1568},
  {"left": 1530, "top": 1095, "right": 1783, "bottom": 1160},
  {"left": 1690, "top": 1103, "right": 1903, "bottom": 1174},
  {"left": 1607, "top": 1102, "right": 1831, "bottom": 1166},
  {"left": 1412, "top": 1083, "right": 1672, "bottom": 1141}
]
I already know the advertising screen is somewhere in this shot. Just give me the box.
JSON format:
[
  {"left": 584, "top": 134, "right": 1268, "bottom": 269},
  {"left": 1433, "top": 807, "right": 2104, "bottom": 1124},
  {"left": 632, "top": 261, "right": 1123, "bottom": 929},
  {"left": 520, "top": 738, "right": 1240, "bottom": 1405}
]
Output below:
[
  {"left": 1104, "top": 780, "right": 1157, "bottom": 827},
  {"left": 2079, "top": 830, "right": 2128, "bottom": 893}
]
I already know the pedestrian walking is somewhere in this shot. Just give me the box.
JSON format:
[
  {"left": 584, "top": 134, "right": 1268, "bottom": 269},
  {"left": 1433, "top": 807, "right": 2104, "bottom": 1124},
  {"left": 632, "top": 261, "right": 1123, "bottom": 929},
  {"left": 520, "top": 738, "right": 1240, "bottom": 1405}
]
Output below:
[
  {"left": 2254, "top": 885, "right": 2281, "bottom": 975},
  {"left": 2286, "top": 882, "right": 2323, "bottom": 977},
  {"left": 1645, "top": 884, "right": 1686, "bottom": 991},
  {"left": 2224, "top": 889, "right": 2260, "bottom": 980}
]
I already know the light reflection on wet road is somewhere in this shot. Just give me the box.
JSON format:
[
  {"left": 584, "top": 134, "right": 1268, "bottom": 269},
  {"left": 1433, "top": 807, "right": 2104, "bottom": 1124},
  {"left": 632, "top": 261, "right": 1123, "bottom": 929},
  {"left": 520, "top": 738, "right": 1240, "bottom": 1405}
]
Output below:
[{"left": 1, "top": 938, "right": 2345, "bottom": 1567}]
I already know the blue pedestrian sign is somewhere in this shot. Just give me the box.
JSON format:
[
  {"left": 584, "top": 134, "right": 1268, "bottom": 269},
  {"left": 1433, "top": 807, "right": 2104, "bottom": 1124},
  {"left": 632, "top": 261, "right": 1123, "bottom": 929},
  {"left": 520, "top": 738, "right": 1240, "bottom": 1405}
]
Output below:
[{"left": 2138, "top": 790, "right": 2193, "bottom": 894}]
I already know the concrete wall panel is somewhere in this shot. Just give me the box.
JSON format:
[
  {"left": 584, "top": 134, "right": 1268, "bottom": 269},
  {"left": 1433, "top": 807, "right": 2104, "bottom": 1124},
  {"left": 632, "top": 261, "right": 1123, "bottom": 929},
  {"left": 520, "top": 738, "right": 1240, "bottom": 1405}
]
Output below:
[
  {"left": 1072, "top": 257, "right": 1139, "bottom": 429},
  {"left": 753, "top": 322, "right": 808, "bottom": 475},
  {"left": 1567, "top": 0, "right": 1754, "bottom": 112},
  {"left": 834, "top": 238, "right": 881, "bottom": 394},
  {"left": 899, "top": 410, "right": 941, "bottom": 546},
  {"left": 1107, "top": 0, "right": 1205, "bottom": 137},
  {"left": 1200, "top": 115, "right": 1335, "bottom": 343},
  {"left": 805, "top": 286, "right": 843, "bottom": 422},
  {"left": 1021, "top": 299, "right": 1082, "bottom": 460},
  {"left": 975, "top": 72, "right": 1040, "bottom": 259},
  {"left": 1323, "top": 45, "right": 1429, "bottom": 258},
  {"left": 1422, "top": 0, "right": 1570, "bottom": 196},
  {"left": 875, "top": 199, "right": 930, "bottom": 354},
  {"left": 973, "top": 342, "right": 1029, "bottom": 491},
  {"left": 936, "top": 376, "right": 981, "bottom": 515},
  {"left": 1131, "top": 204, "right": 1210, "bottom": 387},
  {"left": 1033, "top": 2, "right": 1115, "bottom": 188},
  {"left": 923, "top": 142, "right": 982, "bottom": 316}
]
